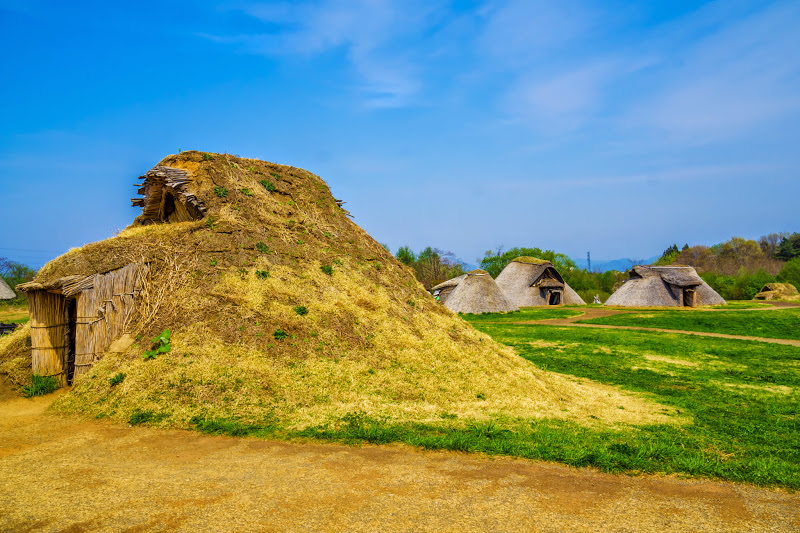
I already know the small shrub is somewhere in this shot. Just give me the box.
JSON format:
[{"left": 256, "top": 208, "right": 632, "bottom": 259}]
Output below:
[
  {"left": 240, "top": 188, "right": 253, "bottom": 196},
  {"left": 205, "top": 215, "right": 216, "bottom": 229},
  {"left": 202, "top": 153, "right": 214, "bottom": 161},
  {"left": 210, "top": 259, "right": 217, "bottom": 266},
  {"left": 144, "top": 329, "right": 171, "bottom": 360},
  {"left": 260, "top": 179, "right": 276, "bottom": 192},
  {"left": 21, "top": 374, "right": 60, "bottom": 397},
  {"left": 110, "top": 372, "right": 126, "bottom": 387},
  {"left": 273, "top": 329, "right": 288, "bottom": 340},
  {"left": 128, "top": 410, "right": 167, "bottom": 426},
  {"left": 214, "top": 186, "right": 228, "bottom": 198},
  {"left": 256, "top": 242, "right": 269, "bottom": 254},
  {"left": 270, "top": 172, "right": 280, "bottom": 179},
  {"left": 255, "top": 270, "right": 270, "bottom": 279},
  {"left": 294, "top": 306, "right": 308, "bottom": 316},
  {"left": 476, "top": 392, "right": 486, "bottom": 400},
  {"left": 320, "top": 265, "right": 333, "bottom": 276},
  {"left": 406, "top": 299, "right": 415, "bottom": 307}
]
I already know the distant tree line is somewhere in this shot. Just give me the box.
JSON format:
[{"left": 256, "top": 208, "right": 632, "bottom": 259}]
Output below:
[
  {"left": 395, "top": 231, "right": 800, "bottom": 303},
  {"left": 0, "top": 258, "right": 37, "bottom": 305}
]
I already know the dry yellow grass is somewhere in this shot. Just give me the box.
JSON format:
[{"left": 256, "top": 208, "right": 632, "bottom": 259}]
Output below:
[{"left": 2, "top": 151, "right": 682, "bottom": 431}]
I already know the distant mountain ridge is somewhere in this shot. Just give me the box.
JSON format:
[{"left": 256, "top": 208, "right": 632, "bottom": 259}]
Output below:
[{"left": 572, "top": 255, "right": 660, "bottom": 273}]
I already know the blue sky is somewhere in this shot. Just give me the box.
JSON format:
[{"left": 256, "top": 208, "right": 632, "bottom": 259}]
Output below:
[{"left": 1, "top": 0, "right": 798, "bottom": 269}]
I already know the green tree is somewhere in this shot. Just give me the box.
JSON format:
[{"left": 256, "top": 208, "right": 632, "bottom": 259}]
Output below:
[
  {"left": 0, "top": 258, "right": 37, "bottom": 304},
  {"left": 776, "top": 233, "right": 800, "bottom": 260},
  {"left": 395, "top": 246, "right": 416, "bottom": 266},
  {"left": 479, "top": 247, "right": 576, "bottom": 278},
  {"left": 654, "top": 244, "right": 679, "bottom": 265},
  {"left": 777, "top": 257, "right": 800, "bottom": 290}
]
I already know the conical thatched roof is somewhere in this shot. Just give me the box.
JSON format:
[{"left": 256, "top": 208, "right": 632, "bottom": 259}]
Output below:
[
  {"left": 605, "top": 265, "right": 725, "bottom": 307},
  {"left": 495, "top": 257, "right": 585, "bottom": 306},
  {"left": 4, "top": 151, "right": 649, "bottom": 430},
  {"left": 441, "top": 269, "right": 518, "bottom": 314},
  {"left": 0, "top": 277, "right": 15, "bottom": 299}
]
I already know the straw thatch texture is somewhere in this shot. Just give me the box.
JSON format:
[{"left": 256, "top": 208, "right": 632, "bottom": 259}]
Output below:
[
  {"left": 605, "top": 265, "right": 725, "bottom": 307},
  {"left": 0, "top": 277, "right": 14, "bottom": 299},
  {"left": 431, "top": 274, "right": 466, "bottom": 304},
  {"left": 131, "top": 166, "right": 207, "bottom": 225},
  {"left": 28, "top": 291, "right": 69, "bottom": 385},
  {"left": 21, "top": 264, "right": 147, "bottom": 382},
  {"left": 443, "top": 270, "right": 518, "bottom": 314},
  {"left": 495, "top": 258, "right": 585, "bottom": 306},
  {"left": 753, "top": 283, "right": 800, "bottom": 301}
]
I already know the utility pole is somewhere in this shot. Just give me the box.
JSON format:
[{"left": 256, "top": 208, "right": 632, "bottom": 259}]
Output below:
[{"left": 587, "top": 251, "right": 591, "bottom": 272}]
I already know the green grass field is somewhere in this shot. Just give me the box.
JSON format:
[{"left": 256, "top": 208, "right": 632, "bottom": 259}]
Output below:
[
  {"left": 287, "top": 306, "right": 800, "bottom": 489},
  {"left": 580, "top": 307, "right": 800, "bottom": 340}
]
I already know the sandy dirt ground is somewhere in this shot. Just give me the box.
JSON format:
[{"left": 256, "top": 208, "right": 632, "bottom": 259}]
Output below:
[{"left": 1, "top": 391, "right": 798, "bottom": 533}]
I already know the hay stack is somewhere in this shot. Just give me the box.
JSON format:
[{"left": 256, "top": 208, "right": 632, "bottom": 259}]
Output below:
[
  {"left": 439, "top": 270, "right": 518, "bottom": 314},
  {"left": 605, "top": 265, "right": 725, "bottom": 307},
  {"left": 1, "top": 151, "right": 677, "bottom": 431},
  {"left": 0, "top": 277, "right": 14, "bottom": 300},
  {"left": 495, "top": 257, "right": 585, "bottom": 306},
  {"left": 754, "top": 283, "right": 800, "bottom": 301}
]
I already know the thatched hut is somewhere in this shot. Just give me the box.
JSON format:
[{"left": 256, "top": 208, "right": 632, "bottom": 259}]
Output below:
[
  {"left": 495, "top": 257, "right": 585, "bottom": 306},
  {"left": 439, "top": 269, "right": 518, "bottom": 314},
  {"left": 12, "top": 164, "right": 209, "bottom": 386},
  {"left": 0, "top": 277, "right": 15, "bottom": 300},
  {"left": 604, "top": 265, "right": 725, "bottom": 307},
  {"left": 430, "top": 274, "right": 466, "bottom": 304},
  {"left": 754, "top": 283, "right": 800, "bottom": 301}
]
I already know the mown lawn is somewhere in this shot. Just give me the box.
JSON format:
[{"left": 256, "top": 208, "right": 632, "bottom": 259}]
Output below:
[
  {"left": 579, "top": 307, "right": 800, "bottom": 340},
  {"left": 458, "top": 317, "right": 800, "bottom": 489}
]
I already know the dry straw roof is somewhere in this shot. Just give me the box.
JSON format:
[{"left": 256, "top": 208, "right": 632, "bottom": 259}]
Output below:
[
  {"left": 0, "top": 277, "right": 14, "bottom": 300},
  {"left": 605, "top": 265, "right": 725, "bottom": 307},
  {"left": 441, "top": 269, "right": 518, "bottom": 314},
  {"left": 1, "top": 151, "right": 679, "bottom": 432},
  {"left": 495, "top": 257, "right": 585, "bottom": 306}
]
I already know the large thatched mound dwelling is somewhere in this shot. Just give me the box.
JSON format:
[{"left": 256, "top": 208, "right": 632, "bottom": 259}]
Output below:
[
  {"left": 0, "top": 277, "right": 14, "bottom": 300},
  {"left": 495, "top": 257, "right": 585, "bottom": 306},
  {"left": 754, "top": 283, "right": 800, "bottom": 301},
  {"left": 435, "top": 269, "right": 518, "bottom": 314},
  {"left": 605, "top": 265, "right": 725, "bottom": 307},
  {"left": 0, "top": 151, "right": 678, "bottom": 430}
]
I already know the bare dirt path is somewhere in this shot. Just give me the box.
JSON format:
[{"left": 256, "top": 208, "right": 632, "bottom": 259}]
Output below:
[
  {"left": 1, "top": 393, "right": 798, "bottom": 532},
  {"left": 513, "top": 304, "right": 800, "bottom": 347}
]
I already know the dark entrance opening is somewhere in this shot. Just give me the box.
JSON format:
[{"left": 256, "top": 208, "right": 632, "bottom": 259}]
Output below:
[
  {"left": 65, "top": 298, "right": 77, "bottom": 385},
  {"left": 683, "top": 288, "right": 696, "bottom": 307},
  {"left": 548, "top": 291, "right": 561, "bottom": 305}
]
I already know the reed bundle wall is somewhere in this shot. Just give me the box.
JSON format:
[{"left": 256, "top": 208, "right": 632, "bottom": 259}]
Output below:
[
  {"left": 26, "top": 263, "right": 147, "bottom": 383},
  {"left": 28, "top": 291, "right": 69, "bottom": 386}
]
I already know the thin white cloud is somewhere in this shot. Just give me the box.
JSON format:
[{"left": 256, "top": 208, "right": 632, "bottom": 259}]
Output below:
[
  {"left": 210, "top": 0, "right": 447, "bottom": 108},
  {"left": 625, "top": 1, "right": 800, "bottom": 142}
]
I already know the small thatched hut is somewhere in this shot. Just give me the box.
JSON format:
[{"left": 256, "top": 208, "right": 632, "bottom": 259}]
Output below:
[
  {"left": 754, "top": 283, "right": 800, "bottom": 301},
  {"left": 0, "top": 277, "right": 15, "bottom": 300},
  {"left": 495, "top": 257, "right": 585, "bottom": 306},
  {"left": 438, "top": 269, "right": 518, "bottom": 314},
  {"left": 604, "top": 265, "right": 725, "bottom": 307},
  {"left": 430, "top": 274, "right": 467, "bottom": 304}
]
